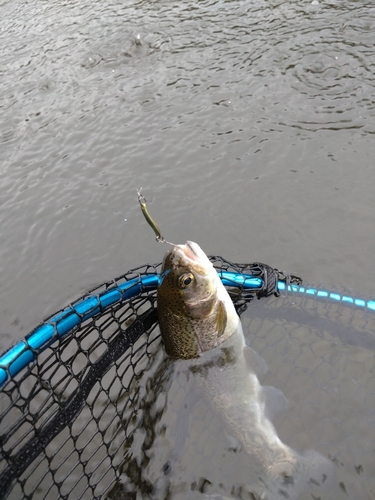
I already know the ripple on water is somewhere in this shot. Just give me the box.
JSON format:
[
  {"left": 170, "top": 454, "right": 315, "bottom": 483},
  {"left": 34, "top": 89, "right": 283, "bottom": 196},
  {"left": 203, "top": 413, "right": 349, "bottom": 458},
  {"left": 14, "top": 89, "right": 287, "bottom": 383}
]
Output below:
[
  {"left": 238, "top": 2, "right": 375, "bottom": 132},
  {"left": 342, "top": 10, "right": 375, "bottom": 43},
  {"left": 1, "top": 0, "right": 374, "bottom": 140}
]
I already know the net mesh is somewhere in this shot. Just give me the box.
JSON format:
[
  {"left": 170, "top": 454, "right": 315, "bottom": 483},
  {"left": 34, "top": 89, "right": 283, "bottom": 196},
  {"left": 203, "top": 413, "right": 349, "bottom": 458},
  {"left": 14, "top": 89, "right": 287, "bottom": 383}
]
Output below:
[
  {"left": 1, "top": 258, "right": 374, "bottom": 500},
  {"left": 0, "top": 257, "right": 283, "bottom": 500}
]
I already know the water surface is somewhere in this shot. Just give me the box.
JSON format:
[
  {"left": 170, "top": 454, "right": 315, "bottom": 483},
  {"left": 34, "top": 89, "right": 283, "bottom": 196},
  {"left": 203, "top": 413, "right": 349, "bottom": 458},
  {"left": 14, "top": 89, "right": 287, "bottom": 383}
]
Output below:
[
  {"left": 0, "top": 0, "right": 374, "bottom": 498},
  {"left": 1, "top": 0, "right": 374, "bottom": 345}
]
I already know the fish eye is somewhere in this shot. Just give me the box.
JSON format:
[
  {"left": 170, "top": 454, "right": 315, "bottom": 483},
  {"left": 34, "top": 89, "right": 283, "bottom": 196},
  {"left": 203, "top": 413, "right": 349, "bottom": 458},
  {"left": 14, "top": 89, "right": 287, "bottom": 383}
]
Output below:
[{"left": 178, "top": 273, "right": 194, "bottom": 289}]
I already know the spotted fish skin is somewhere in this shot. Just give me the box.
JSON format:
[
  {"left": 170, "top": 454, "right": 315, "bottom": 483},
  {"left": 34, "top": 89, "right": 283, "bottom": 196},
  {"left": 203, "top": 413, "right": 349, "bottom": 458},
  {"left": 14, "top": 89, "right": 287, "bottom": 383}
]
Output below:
[{"left": 157, "top": 241, "right": 238, "bottom": 359}]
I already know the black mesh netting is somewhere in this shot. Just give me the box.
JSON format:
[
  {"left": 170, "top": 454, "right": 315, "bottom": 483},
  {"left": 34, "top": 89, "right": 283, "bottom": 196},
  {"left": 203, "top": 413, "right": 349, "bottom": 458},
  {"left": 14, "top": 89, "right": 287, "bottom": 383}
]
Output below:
[
  {"left": 0, "top": 257, "right": 285, "bottom": 500},
  {"left": 2, "top": 258, "right": 375, "bottom": 500}
]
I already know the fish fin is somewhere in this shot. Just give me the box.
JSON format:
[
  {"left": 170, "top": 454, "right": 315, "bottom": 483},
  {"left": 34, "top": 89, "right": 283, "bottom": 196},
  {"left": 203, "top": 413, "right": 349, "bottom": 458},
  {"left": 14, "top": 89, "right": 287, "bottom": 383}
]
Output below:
[
  {"left": 216, "top": 300, "right": 227, "bottom": 337},
  {"left": 298, "top": 449, "right": 336, "bottom": 490},
  {"left": 265, "top": 450, "right": 336, "bottom": 500},
  {"left": 243, "top": 345, "right": 268, "bottom": 375},
  {"left": 262, "top": 385, "right": 290, "bottom": 420}
]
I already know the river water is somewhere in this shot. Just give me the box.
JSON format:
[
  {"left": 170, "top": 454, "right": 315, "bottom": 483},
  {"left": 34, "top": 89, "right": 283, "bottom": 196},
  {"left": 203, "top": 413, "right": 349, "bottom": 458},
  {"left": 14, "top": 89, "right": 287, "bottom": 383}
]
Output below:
[
  {"left": 0, "top": 0, "right": 374, "bottom": 498},
  {"left": 1, "top": 0, "right": 374, "bottom": 343}
]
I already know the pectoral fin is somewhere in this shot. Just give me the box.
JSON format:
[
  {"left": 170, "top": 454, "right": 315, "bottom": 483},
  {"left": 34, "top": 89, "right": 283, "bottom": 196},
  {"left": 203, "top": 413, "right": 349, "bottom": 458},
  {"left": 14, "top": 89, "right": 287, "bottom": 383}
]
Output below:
[
  {"left": 216, "top": 300, "right": 227, "bottom": 337},
  {"left": 243, "top": 345, "right": 268, "bottom": 375},
  {"left": 262, "top": 385, "right": 290, "bottom": 420}
]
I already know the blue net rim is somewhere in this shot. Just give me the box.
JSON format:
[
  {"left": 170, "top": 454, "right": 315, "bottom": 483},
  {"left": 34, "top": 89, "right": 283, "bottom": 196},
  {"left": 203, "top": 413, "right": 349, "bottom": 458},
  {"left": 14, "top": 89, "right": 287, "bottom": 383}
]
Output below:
[{"left": 0, "top": 270, "right": 374, "bottom": 389}]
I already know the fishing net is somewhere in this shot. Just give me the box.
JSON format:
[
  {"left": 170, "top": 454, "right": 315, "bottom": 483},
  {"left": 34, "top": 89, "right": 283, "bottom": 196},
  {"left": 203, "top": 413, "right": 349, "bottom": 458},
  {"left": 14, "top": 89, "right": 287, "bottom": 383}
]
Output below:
[
  {"left": 0, "top": 257, "right": 286, "bottom": 500},
  {"left": 1, "top": 256, "right": 375, "bottom": 499}
]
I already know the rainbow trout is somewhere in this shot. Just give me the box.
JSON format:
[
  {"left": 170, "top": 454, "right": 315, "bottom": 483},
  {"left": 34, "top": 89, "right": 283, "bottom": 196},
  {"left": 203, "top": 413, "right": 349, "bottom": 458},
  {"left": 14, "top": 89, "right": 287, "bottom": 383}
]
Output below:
[{"left": 157, "top": 241, "right": 333, "bottom": 493}]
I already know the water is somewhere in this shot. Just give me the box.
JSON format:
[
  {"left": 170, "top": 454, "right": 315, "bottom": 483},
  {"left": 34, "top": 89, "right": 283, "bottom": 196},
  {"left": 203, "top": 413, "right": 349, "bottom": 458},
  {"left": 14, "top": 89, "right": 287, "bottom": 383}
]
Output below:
[
  {"left": 244, "top": 292, "right": 375, "bottom": 499},
  {"left": 1, "top": 0, "right": 374, "bottom": 344},
  {"left": 107, "top": 288, "right": 375, "bottom": 500},
  {"left": 0, "top": 0, "right": 374, "bottom": 497}
]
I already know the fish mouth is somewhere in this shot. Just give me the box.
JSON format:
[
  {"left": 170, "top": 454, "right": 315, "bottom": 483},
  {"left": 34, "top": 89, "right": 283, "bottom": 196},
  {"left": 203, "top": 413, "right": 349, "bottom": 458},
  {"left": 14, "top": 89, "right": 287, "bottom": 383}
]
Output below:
[
  {"left": 171, "top": 241, "right": 212, "bottom": 275},
  {"left": 183, "top": 241, "right": 201, "bottom": 261}
]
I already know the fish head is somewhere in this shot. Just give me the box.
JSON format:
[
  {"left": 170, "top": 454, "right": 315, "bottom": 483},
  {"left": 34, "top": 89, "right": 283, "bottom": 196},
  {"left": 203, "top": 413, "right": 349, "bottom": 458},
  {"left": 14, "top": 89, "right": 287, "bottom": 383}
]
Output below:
[
  {"left": 157, "top": 241, "right": 239, "bottom": 359},
  {"left": 160, "top": 241, "right": 216, "bottom": 310}
]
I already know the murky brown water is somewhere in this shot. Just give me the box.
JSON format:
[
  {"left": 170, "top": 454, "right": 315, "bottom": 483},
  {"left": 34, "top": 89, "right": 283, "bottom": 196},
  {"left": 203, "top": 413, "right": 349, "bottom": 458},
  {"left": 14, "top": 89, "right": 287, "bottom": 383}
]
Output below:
[{"left": 1, "top": 0, "right": 375, "bottom": 498}]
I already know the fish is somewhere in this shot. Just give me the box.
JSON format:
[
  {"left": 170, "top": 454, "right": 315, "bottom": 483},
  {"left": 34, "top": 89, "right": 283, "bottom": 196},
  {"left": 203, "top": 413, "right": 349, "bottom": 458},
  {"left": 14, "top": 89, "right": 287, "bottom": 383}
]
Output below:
[
  {"left": 157, "top": 240, "right": 239, "bottom": 360},
  {"left": 157, "top": 241, "right": 334, "bottom": 496}
]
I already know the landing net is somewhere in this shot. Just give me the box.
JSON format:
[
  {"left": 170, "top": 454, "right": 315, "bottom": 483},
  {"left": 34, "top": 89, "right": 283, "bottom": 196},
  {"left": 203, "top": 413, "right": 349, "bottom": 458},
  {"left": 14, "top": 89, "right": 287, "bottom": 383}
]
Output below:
[{"left": 0, "top": 258, "right": 373, "bottom": 499}]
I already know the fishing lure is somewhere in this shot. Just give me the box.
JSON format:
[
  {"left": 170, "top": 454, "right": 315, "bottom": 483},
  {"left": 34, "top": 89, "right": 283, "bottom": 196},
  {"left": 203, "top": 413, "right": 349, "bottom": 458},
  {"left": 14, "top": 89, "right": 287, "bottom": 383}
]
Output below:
[{"left": 137, "top": 189, "right": 176, "bottom": 246}]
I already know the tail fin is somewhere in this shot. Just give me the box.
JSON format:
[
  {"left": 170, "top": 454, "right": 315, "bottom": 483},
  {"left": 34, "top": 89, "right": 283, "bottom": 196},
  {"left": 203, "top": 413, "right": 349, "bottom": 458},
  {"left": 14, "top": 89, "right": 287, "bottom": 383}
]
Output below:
[{"left": 262, "top": 449, "right": 336, "bottom": 500}]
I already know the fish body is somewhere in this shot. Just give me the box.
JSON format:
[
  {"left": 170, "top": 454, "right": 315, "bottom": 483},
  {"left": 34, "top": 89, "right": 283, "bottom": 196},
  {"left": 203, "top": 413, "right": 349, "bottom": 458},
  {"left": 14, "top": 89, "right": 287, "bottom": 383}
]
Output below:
[
  {"left": 186, "top": 329, "right": 299, "bottom": 477},
  {"left": 157, "top": 241, "right": 297, "bottom": 476},
  {"left": 157, "top": 241, "right": 336, "bottom": 498}
]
